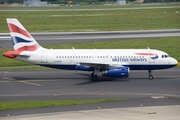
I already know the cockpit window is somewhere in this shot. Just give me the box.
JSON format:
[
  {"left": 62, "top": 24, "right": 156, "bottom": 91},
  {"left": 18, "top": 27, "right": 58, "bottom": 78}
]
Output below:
[{"left": 162, "top": 55, "right": 169, "bottom": 58}]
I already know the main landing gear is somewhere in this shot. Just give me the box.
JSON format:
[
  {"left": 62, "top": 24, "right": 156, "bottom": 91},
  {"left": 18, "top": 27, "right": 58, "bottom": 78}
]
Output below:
[
  {"left": 90, "top": 73, "right": 98, "bottom": 81},
  {"left": 148, "top": 70, "right": 153, "bottom": 80},
  {"left": 90, "top": 69, "right": 100, "bottom": 81}
]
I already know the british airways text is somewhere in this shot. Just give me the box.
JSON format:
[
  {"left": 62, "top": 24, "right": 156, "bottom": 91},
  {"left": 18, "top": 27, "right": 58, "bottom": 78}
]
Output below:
[{"left": 112, "top": 58, "right": 147, "bottom": 62}]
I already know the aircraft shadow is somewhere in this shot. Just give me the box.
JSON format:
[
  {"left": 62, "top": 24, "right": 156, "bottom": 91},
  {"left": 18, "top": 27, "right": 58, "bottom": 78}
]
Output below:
[
  {"left": 12, "top": 77, "right": 82, "bottom": 81},
  {"left": 75, "top": 73, "right": 130, "bottom": 85}
]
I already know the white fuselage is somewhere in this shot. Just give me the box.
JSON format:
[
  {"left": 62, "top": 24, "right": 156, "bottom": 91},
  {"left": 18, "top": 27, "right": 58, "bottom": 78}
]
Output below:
[{"left": 16, "top": 48, "right": 178, "bottom": 70}]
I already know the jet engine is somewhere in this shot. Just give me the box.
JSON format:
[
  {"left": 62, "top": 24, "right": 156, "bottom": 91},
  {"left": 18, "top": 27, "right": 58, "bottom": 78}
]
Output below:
[{"left": 102, "top": 67, "right": 129, "bottom": 78}]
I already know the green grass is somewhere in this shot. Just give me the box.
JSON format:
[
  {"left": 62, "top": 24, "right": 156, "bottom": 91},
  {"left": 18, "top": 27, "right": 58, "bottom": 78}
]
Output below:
[
  {"left": 0, "top": 99, "right": 125, "bottom": 111},
  {"left": 0, "top": 66, "right": 54, "bottom": 71},
  {"left": 0, "top": 37, "right": 179, "bottom": 68},
  {"left": 0, "top": 7, "right": 179, "bottom": 32}
]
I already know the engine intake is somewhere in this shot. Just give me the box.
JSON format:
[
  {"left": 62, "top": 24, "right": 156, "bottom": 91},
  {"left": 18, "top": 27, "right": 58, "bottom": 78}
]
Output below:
[{"left": 102, "top": 67, "right": 129, "bottom": 78}]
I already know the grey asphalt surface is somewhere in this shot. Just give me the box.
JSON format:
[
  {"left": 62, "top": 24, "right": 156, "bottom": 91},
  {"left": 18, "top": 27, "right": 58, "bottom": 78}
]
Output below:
[
  {"left": 0, "top": 30, "right": 180, "bottom": 49},
  {"left": 0, "top": 68, "right": 180, "bottom": 117}
]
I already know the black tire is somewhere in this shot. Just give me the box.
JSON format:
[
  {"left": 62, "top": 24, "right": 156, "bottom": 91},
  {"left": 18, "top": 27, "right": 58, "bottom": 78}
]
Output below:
[
  {"left": 90, "top": 75, "right": 98, "bottom": 81},
  {"left": 149, "top": 75, "right": 153, "bottom": 80},
  {"left": 91, "top": 73, "right": 94, "bottom": 77}
]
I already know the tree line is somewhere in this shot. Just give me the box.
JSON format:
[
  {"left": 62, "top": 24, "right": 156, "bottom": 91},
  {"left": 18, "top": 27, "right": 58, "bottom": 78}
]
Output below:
[{"left": 0, "top": 0, "right": 179, "bottom": 4}]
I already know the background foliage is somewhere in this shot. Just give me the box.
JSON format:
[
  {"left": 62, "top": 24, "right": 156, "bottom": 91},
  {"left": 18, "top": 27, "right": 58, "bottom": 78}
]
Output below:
[{"left": 0, "top": 0, "right": 180, "bottom": 4}]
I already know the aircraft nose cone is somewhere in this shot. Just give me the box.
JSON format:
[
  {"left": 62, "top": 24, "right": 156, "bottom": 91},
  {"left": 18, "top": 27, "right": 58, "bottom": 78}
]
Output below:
[
  {"left": 173, "top": 58, "right": 178, "bottom": 65},
  {"left": 176, "top": 60, "right": 178, "bottom": 65}
]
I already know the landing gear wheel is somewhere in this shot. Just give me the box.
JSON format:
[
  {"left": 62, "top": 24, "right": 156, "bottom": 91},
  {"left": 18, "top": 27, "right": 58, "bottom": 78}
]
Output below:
[
  {"left": 91, "top": 73, "right": 94, "bottom": 77},
  {"left": 148, "top": 70, "right": 153, "bottom": 80},
  {"left": 90, "top": 73, "right": 98, "bottom": 81},
  {"left": 149, "top": 75, "right": 153, "bottom": 80},
  {"left": 92, "top": 75, "right": 98, "bottom": 81}
]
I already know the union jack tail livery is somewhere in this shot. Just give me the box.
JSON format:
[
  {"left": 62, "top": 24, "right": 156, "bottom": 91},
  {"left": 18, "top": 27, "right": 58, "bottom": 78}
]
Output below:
[
  {"left": 7, "top": 18, "right": 41, "bottom": 51},
  {"left": 4, "top": 18, "right": 44, "bottom": 59}
]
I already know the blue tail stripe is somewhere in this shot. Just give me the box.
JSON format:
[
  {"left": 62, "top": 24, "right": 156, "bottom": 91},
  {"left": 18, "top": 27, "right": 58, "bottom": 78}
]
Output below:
[{"left": 11, "top": 36, "right": 32, "bottom": 45}]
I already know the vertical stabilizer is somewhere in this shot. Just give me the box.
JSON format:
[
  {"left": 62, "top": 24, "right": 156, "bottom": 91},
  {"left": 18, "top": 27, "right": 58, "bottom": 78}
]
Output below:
[{"left": 6, "top": 18, "right": 41, "bottom": 51}]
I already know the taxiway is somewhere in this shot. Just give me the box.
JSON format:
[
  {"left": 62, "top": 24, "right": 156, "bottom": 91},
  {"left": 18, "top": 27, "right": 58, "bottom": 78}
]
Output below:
[{"left": 0, "top": 68, "right": 180, "bottom": 118}]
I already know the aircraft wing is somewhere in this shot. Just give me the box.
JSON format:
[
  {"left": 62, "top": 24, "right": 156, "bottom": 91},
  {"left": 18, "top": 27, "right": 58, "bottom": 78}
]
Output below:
[{"left": 80, "top": 62, "right": 129, "bottom": 70}]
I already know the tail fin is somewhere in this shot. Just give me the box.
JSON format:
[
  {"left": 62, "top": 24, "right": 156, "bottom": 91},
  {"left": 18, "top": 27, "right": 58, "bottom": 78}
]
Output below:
[{"left": 6, "top": 18, "right": 41, "bottom": 51}]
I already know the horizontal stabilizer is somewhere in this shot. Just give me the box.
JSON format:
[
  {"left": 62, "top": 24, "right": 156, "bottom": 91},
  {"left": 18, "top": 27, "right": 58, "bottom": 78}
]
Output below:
[{"left": 3, "top": 51, "right": 30, "bottom": 59}]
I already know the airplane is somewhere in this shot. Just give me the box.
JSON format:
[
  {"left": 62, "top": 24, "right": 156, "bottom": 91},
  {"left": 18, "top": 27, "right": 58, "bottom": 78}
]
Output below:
[{"left": 3, "top": 18, "right": 178, "bottom": 81}]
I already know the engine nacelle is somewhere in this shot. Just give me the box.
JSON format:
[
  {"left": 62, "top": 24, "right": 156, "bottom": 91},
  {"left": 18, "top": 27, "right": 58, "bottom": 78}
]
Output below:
[
  {"left": 102, "top": 67, "right": 129, "bottom": 78},
  {"left": 76, "top": 65, "right": 94, "bottom": 71}
]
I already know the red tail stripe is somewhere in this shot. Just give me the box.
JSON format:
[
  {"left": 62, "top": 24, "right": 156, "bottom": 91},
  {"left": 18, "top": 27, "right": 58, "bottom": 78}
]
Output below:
[
  {"left": 17, "top": 44, "right": 39, "bottom": 51},
  {"left": 8, "top": 23, "right": 31, "bottom": 38},
  {"left": 135, "top": 53, "right": 157, "bottom": 56}
]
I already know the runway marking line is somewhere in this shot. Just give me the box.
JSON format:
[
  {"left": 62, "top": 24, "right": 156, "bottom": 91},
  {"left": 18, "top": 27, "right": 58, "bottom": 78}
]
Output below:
[{"left": 2, "top": 77, "right": 41, "bottom": 87}]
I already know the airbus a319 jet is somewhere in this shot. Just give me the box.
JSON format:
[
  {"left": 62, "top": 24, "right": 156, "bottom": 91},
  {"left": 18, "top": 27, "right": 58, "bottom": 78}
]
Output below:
[{"left": 3, "top": 18, "right": 178, "bottom": 81}]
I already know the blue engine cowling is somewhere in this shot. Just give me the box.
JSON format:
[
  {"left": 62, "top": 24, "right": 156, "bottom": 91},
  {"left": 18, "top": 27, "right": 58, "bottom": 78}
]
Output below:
[
  {"left": 102, "top": 67, "right": 129, "bottom": 78},
  {"left": 76, "top": 65, "right": 94, "bottom": 71}
]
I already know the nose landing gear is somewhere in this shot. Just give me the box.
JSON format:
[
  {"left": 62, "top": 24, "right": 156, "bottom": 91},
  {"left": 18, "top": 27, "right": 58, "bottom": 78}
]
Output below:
[{"left": 148, "top": 70, "right": 153, "bottom": 80}]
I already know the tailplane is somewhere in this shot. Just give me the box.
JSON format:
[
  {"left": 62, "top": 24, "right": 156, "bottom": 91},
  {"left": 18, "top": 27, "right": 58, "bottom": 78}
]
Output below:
[{"left": 6, "top": 18, "right": 41, "bottom": 51}]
